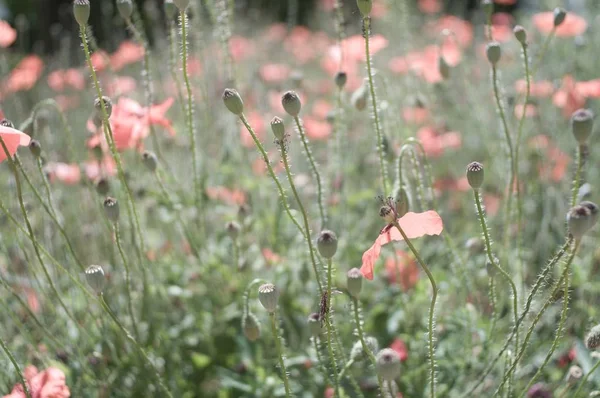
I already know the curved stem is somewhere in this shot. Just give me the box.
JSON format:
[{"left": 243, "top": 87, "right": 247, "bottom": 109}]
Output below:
[
  {"left": 0, "top": 335, "right": 31, "bottom": 398},
  {"left": 352, "top": 297, "right": 384, "bottom": 393},
  {"left": 35, "top": 157, "right": 58, "bottom": 219},
  {"left": 392, "top": 220, "right": 437, "bottom": 398},
  {"left": 114, "top": 223, "right": 139, "bottom": 338},
  {"left": 531, "top": 29, "right": 556, "bottom": 77},
  {"left": 269, "top": 312, "right": 292, "bottom": 397},
  {"left": 325, "top": 258, "right": 341, "bottom": 396}
]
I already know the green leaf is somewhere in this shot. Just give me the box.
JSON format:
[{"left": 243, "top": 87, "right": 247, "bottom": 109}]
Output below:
[{"left": 191, "top": 352, "right": 211, "bottom": 369}]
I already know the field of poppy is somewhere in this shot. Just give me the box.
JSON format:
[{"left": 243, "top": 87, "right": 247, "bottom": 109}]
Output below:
[{"left": 1, "top": 0, "right": 600, "bottom": 396}]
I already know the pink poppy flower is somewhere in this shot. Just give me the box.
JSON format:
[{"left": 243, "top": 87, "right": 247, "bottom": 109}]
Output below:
[
  {"left": 418, "top": 0, "right": 442, "bottom": 14},
  {"left": 240, "top": 111, "right": 265, "bottom": 148},
  {"left": 514, "top": 103, "right": 538, "bottom": 119},
  {"left": 259, "top": 63, "right": 291, "bottom": 84},
  {"left": 90, "top": 50, "right": 110, "bottom": 73},
  {"left": 262, "top": 248, "right": 282, "bottom": 265},
  {"left": 110, "top": 41, "right": 144, "bottom": 71},
  {"left": 361, "top": 211, "right": 443, "bottom": 280},
  {"left": 206, "top": 186, "right": 247, "bottom": 206},
  {"left": 0, "top": 124, "right": 31, "bottom": 163},
  {"left": 417, "top": 125, "right": 462, "bottom": 157},
  {"left": 342, "top": 34, "right": 388, "bottom": 62},
  {"left": 576, "top": 79, "right": 600, "bottom": 98},
  {"left": 553, "top": 75, "right": 585, "bottom": 118},
  {"left": 532, "top": 11, "right": 587, "bottom": 37},
  {"left": 44, "top": 162, "right": 81, "bottom": 185},
  {"left": 230, "top": 36, "right": 255, "bottom": 62},
  {"left": 390, "top": 338, "right": 409, "bottom": 362},
  {"left": 47, "top": 69, "right": 85, "bottom": 92},
  {"left": 3, "top": 55, "right": 44, "bottom": 94},
  {"left": 402, "top": 106, "right": 429, "bottom": 124},
  {"left": 515, "top": 79, "right": 554, "bottom": 98},
  {"left": 304, "top": 116, "right": 331, "bottom": 140},
  {"left": 106, "top": 76, "right": 137, "bottom": 97},
  {"left": 426, "top": 16, "right": 473, "bottom": 47},
  {"left": 3, "top": 365, "right": 70, "bottom": 398},
  {"left": 0, "top": 20, "right": 17, "bottom": 48},
  {"left": 385, "top": 250, "right": 420, "bottom": 290},
  {"left": 312, "top": 100, "right": 333, "bottom": 120}
]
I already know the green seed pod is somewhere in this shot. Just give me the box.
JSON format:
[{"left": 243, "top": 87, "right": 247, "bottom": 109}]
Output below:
[
  {"left": 439, "top": 56, "right": 450, "bottom": 80},
  {"left": 571, "top": 109, "right": 594, "bottom": 144},
  {"left": 222, "top": 88, "right": 244, "bottom": 115},
  {"left": 95, "top": 178, "right": 110, "bottom": 195},
  {"left": 513, "top": 25, "right": 527, "bottom": 45},
  {"left": 85, "top": 265, "right": 106, "bottom": 294},
  {"left": 586, "top": 324, "right": 600, "bottom": 349},
  {"left": 486, "top": 42, "right": 501, "bottom": 65},
  {"left": 117, "top": 0, "right": 133, "bottom": 20},
  {"left": 317, "top": 230, "right": 338, "bottom": 259},
  {"left": 258, "top": 283, "right": 279, "bottom": 313},
  {"left": 103, "top": 197, "right": 120, "bottom": 222},
  {"left": 307, "top": 313, "right": 322, "bottom": 337},
  {"left": 466, "top": 161, "right": 484, "bottom": 190},
  {"left": 281, "top": 91, "right": 302, "bottom": 117},
  {"left": 142, "top": 151, "right": 158, "bottom": 172},
  {"left": 164, "top": 0, "right": 177, "bottom": 18},
  {"left": 242, "top": 313, "right": 260, "bottom": 341},
  {"left": 394, "top": 187, "right": 410, "bottom": 218},
  {"left": 356, "top": 0, "right": 372, "bottom": 17},
  {"left": 347, "top": 268, "right": 363, "bottom": 298},
  {"left": 94, "top": 96, "right": 113, "bottom": 119},
  {"left": 553, "top": 8, "right": 566, "bottom": 27},
  {"left": 73, "top": 0, "right": 90, "bottom": 26},
  {"left": 29, "top": 140, "right": 42, "bottom": 158},
  {"left": 173, "top": 0, "right": 190, "bottom": 10},
  {"left": 270, "top": 116, "right": 285, "bottom": 140},
  {"left": 335, "top": 71, "right": 347, "bottom": 88},
  {"left": 376, "top": 348, "right": 401, "bottom": 381},
  {"left": 225, "top": 221, "right": 241, "bottom": 240},
  {"left": 567, "top": 205, "right": 593, "bottom": 239}
]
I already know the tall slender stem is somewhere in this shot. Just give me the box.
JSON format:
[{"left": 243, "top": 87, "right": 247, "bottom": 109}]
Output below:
[
  {"left": 0, "top": 335, "right": 31, "bottom": 398},
  {"left": 352, "top": 297, "right": 384, "bottom": 393},
  {"left": 324, "top": 258, "right": 340, "bottom": 396},
  {"left": 571, "top": 146, "right": 584, "bottom": 207},
  {"left": 269, "top": 312, "right": 292, "bottom": 397},
  {"left": 114, "top": 223, "right": 139, "bottom": 338}
]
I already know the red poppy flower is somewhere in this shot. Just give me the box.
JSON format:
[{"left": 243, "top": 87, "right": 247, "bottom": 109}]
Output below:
[
  {"left": 262, "top": 248, "right": 282, "bottom": 265},
  {"left": 3, "top": 365, "right": 70, "bottom": 398},
  {"left": 514, "top": 103, "right": 538, "bottom": 119},
  {"left": 0, "top": 20, "right": 17, "bottom": 48},
  {"left": 106, "top": 76, "right": 137, "bottom": 97},
  {"left": 342, "top": 34, "right": 388, "bottom": 62},
  {"left": 390, "top": 338, "right": 409, "bottom": 362},
  {"left": 532, "top": 11, "right": 587, "bottom": 37},
  {"left": 90, "top": 50, "right": 110, "bottom": 73},
  {"left": 576, "top": 79, "right": 600, "bottom": 98},
  {"left": 385, "top": 250, "right": 420, "bottom": 290},
  {"left": 0, "top": 124, "right": 30, "bottom": 163},
  {"left": 361, "top": 211, "right": 443, "bottom": 280}
]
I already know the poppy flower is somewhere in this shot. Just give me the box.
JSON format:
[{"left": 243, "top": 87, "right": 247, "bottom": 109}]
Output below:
[
  {"left": 85, "top": 157, "right": 116, "bottom": 181},
  {"left": 553, "top": 75, "right": 585, "bottom": 118},
  {"left": 515, "top": 79, "right": 554, "bottom": 98},
  {"left": 206, "top": 186, "right": 247, "bottom": 206},
  {"left": 576, "top": 79, "right": 600, "bottom": 98},
  {"left": 418, "top": 0, "right": 442, "bottom": 14},
  {"left": 262, "top": 248, "right": 282, "bottom": 265},
  {"left": 106, "top": 76, "right": 137, "bottom": 97},
  {"left": 417, "top": 125, "right": 462, "bottom": 157},
  {"left": 2, "top": 55, "right": 44, "bottom": 94},
  {"left": 0, "top": 124, "right": 31, "bottom": 163},
  {"left": 44, "top": 162, "right": 81, "bottom": 185},
  {"left": 3, "top": 365, "right": 70, "bottom": 398},
  {"left": 0, "top": 20, "right": 17, "bottom": 48},
  {"left": 390, "top": 338, "right": 409, "bottom": 362},
  {"left": 426, "top": 16, "right": 473, "bottom": 47},
  {"left": 361, "top": 210, "right": 443, "bottom": 280},
  {"left": 342, "top": 34, "right": 388, "bottom": 62},
  {"left": 312, "top": 100, "right": 333, "bottom": 120},
  {"left": 230, "top": 35, "right": 255, "bottom": 62},
  {"left": 532, "top": 11, "right": 587, "bottom": 37},
  {"left": 402, "top": 106, "right": 430, "bottom": 124},
  {"left": 47, "top": 69, "right": 85, "bottom": 92},
  {"left": 385, "top": 250, "right": 420, "bottom": 290},
  {"left": 240, "top": 111, "right": 266, "bottom": 148},
  {"left": 303, "top": 116, "right": 332, "bottom": 140},
  {"left": 487, "top": 13, "right": 515, "bottom": 42},
  {"left": 90, "top": 50, "right": 110, "bottom": 73},
  {"left": 528, "top": 134, "right": 570, "bottom": 182},
  {"left": 110, "top": 41, "right": 144, "bottom": 71},
  {"left": 259, "top": 63, "right": 291, "bottom": 84}
]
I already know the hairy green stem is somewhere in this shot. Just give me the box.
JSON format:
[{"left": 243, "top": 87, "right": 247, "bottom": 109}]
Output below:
[
  {"left": 114, "top": 223, "right": 139, "bottom": 338},
  {"left": 570, "top": 146, "right": 584, "bottom": 207},
  {"left": 269, "top": 312, "right": 292, "bottom": 397},
  {"left": 0, "top": 335, "right": 31, "bottom": 398},
  {"left": 352, "top": 297, "right": 384, "bottom": 393},
  {"left": 325, "top": 258, "right": 341, "bottom": 396}
]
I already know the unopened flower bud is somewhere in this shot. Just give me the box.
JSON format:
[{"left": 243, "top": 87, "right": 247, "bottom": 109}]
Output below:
[
  {"left": 103, "top": 197, "right": 120, "bottom": 222},
  {"left": 580, "top": 201, "right": 599, "bottom": 231},
  {"left": 394, "top": 187, "right": 409, "bottom": 218},
  {"left": 270, "top": 116, "right": 285, "bottom": 140},
  {"left": 571, "top": 109, "right": 594, "bottom": 144},
  {"left": 567, "top": 205, "right": 593, "bottom": 239},
  {"left": 486, "top": 42, "right": 501, "bottom": 65},
  {"left": 566, "top": 365, "right": 583, "bottom": 384},
  {"left": 356, "top": 0, "right": 372, "bottom": 17},
  {"left": 439, "top": 56, "right": 450, "bottom": 80},
  {"left": 29, "top": 140, "right": 42, "bottom": 158},
  {"left": 73, "top": 0, "right": 90, "bottom": 26},
  {"left": 335, "top": 71, "right": 347, "bottom": 88},
  {"left": 553, "top": 8, "right": 566, "bottom": 27},
  {"left": 351, "top": 81, "right": 368, "bottom": 111},
  {"left": 376, "top": 348, "right": 401, "bottom": 381},
  {"left": 117, "top": 0, "right": 133, "bottom": 20},
  {"left": 351, "top": 336, "right": 379, "bottom": 361},
  {"left": 164, "top": 0, "right": 177, "bottom": 18},
  {"left": 281, "top": 91, "right": 302, "bottom": 117},
  {"left": 242, "top": 313, "right": 260, "bottom": 341},
  {"left": 222, "top": 89, "right": 244, "bottom": 115},
  {"left": 308, "top": 313, "right": 322, "bottom": 337},
  {"left": 258, "top": 283, "right": 279, "bottom": 313},
  {"left": 226, "top": 221, "right": 241, "bottom": 239},
  {"left": 513, "top": 25, "right": 527, "bottom": 45},
  {"left": 586, "top": 324, "right": 600, "bottom": 349},
  {"left": 94, "top": 96, "right": 112, "bottom": 118},
  {"left": 95, "top": 178, "right": 110, "bottom": 195},
  {"left": 317, "top": 230, "right": 338, "bottom": 259},
  {"left": 347, "top": 268, "right": 363, "bottom": 298},
  {"left": 142, "top": 150, "right": 158, "bottom": 172},
  {"left": 85, "top": 265, "right": 106, "bottom": 294},
  {"left": 173, "top": 0, "right": 190, "bottom": 10},
  {"left": 466, "top": 161, "right": 484, "bottom": 190}
]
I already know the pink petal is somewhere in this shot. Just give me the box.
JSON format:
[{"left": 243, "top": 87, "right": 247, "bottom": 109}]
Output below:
[
  {"left": 0, "top": 126, "right": 31, "bottom": 163},
  {"left": 360, "top": 211, "right": 443, "bottom": 280}
]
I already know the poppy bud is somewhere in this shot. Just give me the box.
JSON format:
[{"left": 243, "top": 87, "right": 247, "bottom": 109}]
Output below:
[
  {"left": 351, "top": 336, "right": 379, "bottom": 361},
  {"left": 142, "top": 151, "right": 157, "bottom": 172},
  {"left": 586, "top": 324, "right": 600, "bottom": 349},
  {"left": 567, "top": 205, "right": 593, "bottom": 239},
  {"left": 351, "top": 82, "right": 368, "bottom": 111},
  {"left": 29, "top": 140, "right": 42, "bottom": 158},
  {"left": 356, "top": 0, "right": 372, "bottom": 17},
  {"left": 238, "top": 203, "right": 251, "bottom": 222},
  {"left": 0, "top": 119, "right": 14, "bottom": 128},
  {"left": 465, "top": 237, "right": 484, "bottom": 255},
  {"left": 270, "top": 116, "right": 285, "bottom": 140},
  {"left": 164, "top": 0, "right": 177, "bottom": 18},
  {"left": 553, "top": 8, "right": 566, "bottom": 27},
  {"left": 571, "top": 109, "right": 594, "bottom": 144},
  {"left": 117, "top": 0, "right": 133, "bottom": 20},
  {"left": 335, "top": 71, "right": 347, "bottom": 88},
  {"left": 85, "top": 265, "right": 106, "bottom": 294},
  {"left": 376, "top": 348, "right": 401, "bottom": 381},
  {"left": 173, "top": 0, "right": 190, "bottom": 10},
  {"left": 258, "top": 283, "right": 279, "bottom": 313},
  {"left": 95, "top": 178, "right": 110, "bottom": 195},
  {"left": 226, "top": 221, "right": 241, "bottom": 239},
  {"left": 466, "top": 161, "right": 484, "bottom": 190},
  {"left": 242, "top": 313, "right": 260, "bottom": 341},
  {"left": 513, "top": 25, "right": 527, "bottom": 45},
  {"left": 73, "top": 0, "right": 90, "bottom": 26},
  {"left": 281, "top": 91, "right": 302, "bottom": 117},
  {"left": 566, "top": 365, "right": 583, "bottom": 384},
  {"left": 347, "top": 268, "right": 362, "bottom": 298},
  {"left": 222, "top": 88, "right": 244, "bottom": 115},
  {"left": 308, "top": 313, "right": 322, "bottom": 337},
  {"left": 439, "top": 56, "right": 450, "bottom": 80},
  {"left": 103, "top": 197, "right": 120, "bottom": 222},
  {"left": 486, "top": 42, "right": 501, "bottom": 65},
  {"left": 482, "top": 0, "right": 493, "bottom": 17},
  {"left": 394, "top": 188, "right": 409, "bottom": 218},
  {"left": 94, "top": 96, "right": 113, "bottom": 118},
  {"left": 580, "top": 201, "right": 599, "bottom": 230},
  {"left": 317, "top": 230, "right": 338, "bottom": 259}
]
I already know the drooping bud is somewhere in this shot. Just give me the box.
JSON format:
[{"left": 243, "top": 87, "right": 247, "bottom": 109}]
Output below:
[
  {"left": 94, "top": 96, "right": 113, "bottom": 118},
  {"left": 308, "top": 313, "right": 322, "bottom": 337},
  {"left": 103, "top": 197, "right": 120, "bottom": 222},
  {"left": 586, "top": 324, "right": 600, "bottom": 349},
  {"left": 335, "top": 71, "right": 347, "bottom": 88},
  {"left": 95, "top": 178, "right": 110, "bottom": 195},
  {"left": 73, "top": 0, "right": 90, "bottom": 26},
  {"left": 580, "top": 201, "right": 599, "bottom": 231},
  {"left": 553, "top": 8, "right": 566, "bottom": 27},
  {"left": 513, "top": 25, "right": 527, "bottom": 45},
  {"left": 356, "top": 0, "right": 372, "bottom": 17},
  {"left": 346, "top": 268, "right": 363, "bottom": 298},
  {"left": 466, "top": 161, "right": 484, "bottom": 190},
  {"left": 567, "top": 205, "right": 593, "bottom": 239},
  {"left": 376, "top": 348, "right": 401, "bottom": 381},
  {"left": 465, "top": 237, "right": 484, "bottom": 255},
  {"left": 85, "top": 265, "right": 106, "bottom": 294},
  {"left": 317, "top": 230, "right": 338, "bottom": 259},
  {"left": 29, "top": 140, "right": 42, "bottom": 158},
  {"left": 142, "top": 151, "right": 158, "bottom": 172},
  {"left": 566, "top": 365, "right": 583, "bottom": 384},
  {"left": 117, "top": 0, "right": 133, "bottom": 20},
  {"left": 571, "top": 109, "right": 594, "bottom": 144},
  {"left": 173, "top": 0, "right": 190, "bottom": 10},
  {"left": 486, "top": 42, "right": 501, "bottom": 66},
  {"left": 270, "top": 116, "right": 285, "bottom": 140},
  {"left": 351, "top": 81, "right": 368, "bottom": 111},
  {"left": 281, "top": 91, "right": 302, "bottom": 117},
  {"left": 351, "top": 336, "right": 379, "bottom": 361},
  {"left": 164, "top": 0, "right": 177, "bottom": 18},
  {"left": 226, "top": 221, "right": 241, "bottom": 240},
  {"left": 258, "top": 283, "right": 279, "bottom": 313},
  {"left": 394, "top": 187, "right": 409, "bottom": 218},
  {"left": 242, "top": 313, "right": 260, "bottom": 341},
  {"left": 222, "top": 89, "right": 244, "bottom": 115}
]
